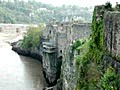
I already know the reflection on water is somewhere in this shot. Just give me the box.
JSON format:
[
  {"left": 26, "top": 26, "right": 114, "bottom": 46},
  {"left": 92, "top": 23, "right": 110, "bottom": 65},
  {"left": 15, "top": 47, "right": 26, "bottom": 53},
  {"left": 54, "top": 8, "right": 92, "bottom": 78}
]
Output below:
[{"left": 0, "top": 47, "right": 47, "bottom": 90}]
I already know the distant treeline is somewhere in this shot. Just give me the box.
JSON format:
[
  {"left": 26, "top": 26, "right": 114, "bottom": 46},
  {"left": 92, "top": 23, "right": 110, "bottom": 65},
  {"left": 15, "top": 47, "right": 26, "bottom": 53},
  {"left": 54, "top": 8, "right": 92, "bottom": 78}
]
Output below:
[{"left": 0, "top": 0, "right": 93, "bottom": 24}]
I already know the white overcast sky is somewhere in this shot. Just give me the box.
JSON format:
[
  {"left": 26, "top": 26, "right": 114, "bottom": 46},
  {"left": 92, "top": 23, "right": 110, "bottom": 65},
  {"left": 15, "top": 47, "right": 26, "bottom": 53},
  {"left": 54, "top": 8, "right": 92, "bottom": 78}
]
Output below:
[{"left": 33, "top": 0, "right": 120, "bottom": 7}]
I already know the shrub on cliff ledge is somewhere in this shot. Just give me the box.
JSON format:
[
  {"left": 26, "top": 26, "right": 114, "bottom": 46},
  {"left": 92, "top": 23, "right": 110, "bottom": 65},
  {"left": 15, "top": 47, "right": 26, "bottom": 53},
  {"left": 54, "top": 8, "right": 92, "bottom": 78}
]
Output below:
[
  {"left": 101, "top": 66, "right": 119, "bottom": 90},
  {"left": 74, "top": 39, "right": 88, "bottom": 65},
  {"left": 22, "top": 25, "right": 44, "bottom": 49},
  {"left": 105, "top": 2, "right": 112, "bottom": 10}
]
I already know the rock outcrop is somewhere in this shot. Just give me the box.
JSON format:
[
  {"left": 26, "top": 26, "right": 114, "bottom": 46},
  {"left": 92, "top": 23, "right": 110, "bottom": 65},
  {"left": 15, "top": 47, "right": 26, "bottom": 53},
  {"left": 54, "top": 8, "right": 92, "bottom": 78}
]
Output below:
[{"left": 12, "top": 40, "right": 42, "bottom": 61}]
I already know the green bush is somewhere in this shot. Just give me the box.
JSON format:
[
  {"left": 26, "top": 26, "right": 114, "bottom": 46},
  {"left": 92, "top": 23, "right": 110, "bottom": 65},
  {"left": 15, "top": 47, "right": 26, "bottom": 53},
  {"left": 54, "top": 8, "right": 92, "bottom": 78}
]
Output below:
[
  {"left": 74, "top": 39, "right": 88, "bottom": 65},
  {"left": 101, "top": 66, "right": 119, "bottom": 90},
  {"left": 22, "top": 25, "right": 44, "bottom": 49},
  {"left": 105, "top": 2, "right": 112, "bottom": 10}
]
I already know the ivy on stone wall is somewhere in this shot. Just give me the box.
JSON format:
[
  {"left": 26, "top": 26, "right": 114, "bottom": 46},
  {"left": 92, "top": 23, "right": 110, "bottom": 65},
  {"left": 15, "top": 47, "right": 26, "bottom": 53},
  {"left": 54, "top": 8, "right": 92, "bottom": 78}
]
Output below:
[
  {"left": 89, "top": 6, "right": 105, "bottom": 64},
  {"left": 76, "top": 6, "right": 105, "bottom": 89},
  {"left": 76, "top": 3, "right": 120, "bottom": 90}
]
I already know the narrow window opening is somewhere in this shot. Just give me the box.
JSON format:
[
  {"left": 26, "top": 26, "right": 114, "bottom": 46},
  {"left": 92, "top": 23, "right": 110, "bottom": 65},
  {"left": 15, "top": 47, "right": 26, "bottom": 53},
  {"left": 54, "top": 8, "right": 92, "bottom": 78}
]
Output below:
[
  {"left": 60, "top": 50, "right": 62, "bottom": 53},
  {"left": 49, "top": 30, "right": 51, "bottom": 34}
]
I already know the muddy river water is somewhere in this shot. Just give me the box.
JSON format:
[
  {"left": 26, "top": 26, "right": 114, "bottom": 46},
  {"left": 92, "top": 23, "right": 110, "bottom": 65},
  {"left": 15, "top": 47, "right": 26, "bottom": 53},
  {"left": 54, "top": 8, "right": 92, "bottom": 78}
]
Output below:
[{"left": 0, "top": 32, "right": 47, "bottom": 90}]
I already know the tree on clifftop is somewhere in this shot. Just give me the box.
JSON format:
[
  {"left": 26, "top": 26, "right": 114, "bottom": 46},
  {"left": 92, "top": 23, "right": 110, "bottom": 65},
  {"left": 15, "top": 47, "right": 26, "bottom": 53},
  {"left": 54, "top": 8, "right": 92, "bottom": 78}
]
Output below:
[{"left": 105, "top": 1, "right": 112, "bottom": 10}]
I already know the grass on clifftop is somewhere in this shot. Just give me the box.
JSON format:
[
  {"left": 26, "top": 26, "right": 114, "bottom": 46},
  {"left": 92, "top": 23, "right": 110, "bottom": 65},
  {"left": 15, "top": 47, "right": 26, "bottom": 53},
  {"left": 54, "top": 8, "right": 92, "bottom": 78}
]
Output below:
[{"left": 22, "top": 25, "right": 44, "bottom": 49}]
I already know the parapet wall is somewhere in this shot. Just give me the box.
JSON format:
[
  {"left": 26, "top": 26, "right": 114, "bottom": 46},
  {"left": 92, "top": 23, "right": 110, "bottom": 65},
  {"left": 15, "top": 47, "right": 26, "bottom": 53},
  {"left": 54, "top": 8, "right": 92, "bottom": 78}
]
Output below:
[{"left": 71, "top": 23, "right": 91, "bottom": 41}]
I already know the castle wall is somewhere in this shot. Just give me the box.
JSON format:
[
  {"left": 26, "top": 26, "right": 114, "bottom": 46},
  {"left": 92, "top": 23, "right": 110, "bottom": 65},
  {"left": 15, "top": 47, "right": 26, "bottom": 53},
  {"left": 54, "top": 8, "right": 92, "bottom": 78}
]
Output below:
[
  {"left": 57, "top": 25, "right": 71, "bottom": 57},
  {"left": 104, "top": 11, "right": 120, "bottom": 59},
  {"left": 61, "top": 23, "right": 91, "bottom": 90},
  {"left": 71, "top": 23, "right": 91, "bottom": 41},
  {"left": 42, "top": 24, "right": 57, "bottom": 43}
]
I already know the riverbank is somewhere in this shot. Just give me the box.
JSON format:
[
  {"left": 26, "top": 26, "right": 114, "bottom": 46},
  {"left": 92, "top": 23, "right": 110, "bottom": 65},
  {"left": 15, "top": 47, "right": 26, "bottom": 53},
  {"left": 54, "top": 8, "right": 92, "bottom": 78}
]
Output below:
[
  {"left": 0, "top": 47, "right": 48, "bottom": 90},
  {"left": 0, "top": 30, "right": 23, "bottom": 48},
  {"left": 0, "top": 30, "right": 42, "bottom": 61},
  {"left": 11, "top": 40, "right": 42, "bottom": 62},
  {"left": 0, "top": 31, "right": 48, "bottom": 90}
]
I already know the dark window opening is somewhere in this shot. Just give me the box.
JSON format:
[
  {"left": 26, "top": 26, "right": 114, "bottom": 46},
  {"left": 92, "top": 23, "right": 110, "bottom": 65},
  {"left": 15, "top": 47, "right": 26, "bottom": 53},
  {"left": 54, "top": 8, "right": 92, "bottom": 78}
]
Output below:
[
  {"left": 60, "top": 50, "right": 62, "bottom": 53},
  {"left": 61, "top": 24, "right": 63, "bottom": 26},
  {"left": 70, "top": 30, "right": 71, "bottom": 34},
  {"left": 49, "top": 30, "right": 51, "bottom": 34}
]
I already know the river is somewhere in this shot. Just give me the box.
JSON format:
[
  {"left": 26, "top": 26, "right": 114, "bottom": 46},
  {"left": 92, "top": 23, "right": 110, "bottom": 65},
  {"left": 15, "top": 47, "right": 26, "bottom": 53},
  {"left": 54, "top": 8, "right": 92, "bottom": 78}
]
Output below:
[{"left": 0, "top": 32, "right": 47, "bottom": 90}]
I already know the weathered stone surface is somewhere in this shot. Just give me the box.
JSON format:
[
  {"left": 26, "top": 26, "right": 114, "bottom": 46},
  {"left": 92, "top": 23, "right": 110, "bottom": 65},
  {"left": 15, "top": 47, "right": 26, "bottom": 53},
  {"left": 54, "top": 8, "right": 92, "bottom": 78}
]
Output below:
[
  {"left": 104, "top": 11, "right": 120, "bottom": 59},
  {"left": 60, "top": 23, "right": 91, "bottom": 90},
  {"left": 40, "top": 22, "right": 91, "bottom": 87},
  {"left": 11, "top": 40, "right": 42, "bottom": 61},
  {"left": 43, "top": 79, "right": 62, "bottom": 90},
  {"left": 62, "top": 47, "right": 79, "bottom": 90},
  {"left": 102, "top": 55, "right": 120, "bottom": 74}
]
